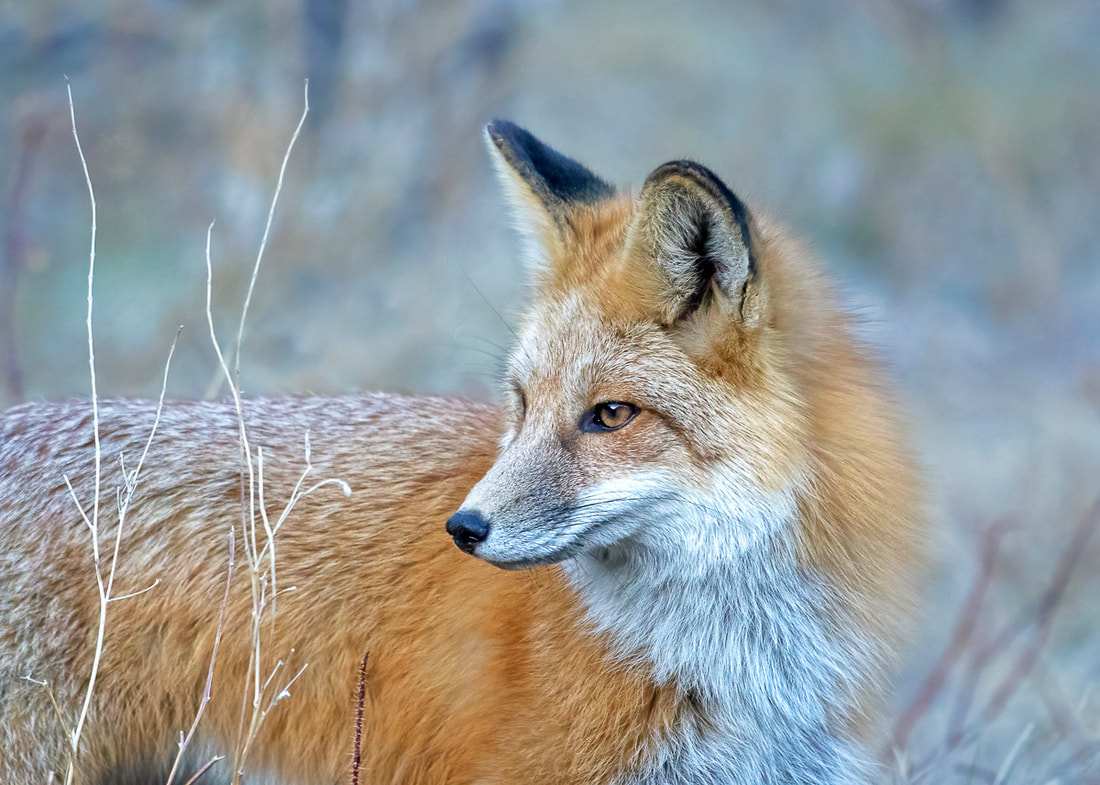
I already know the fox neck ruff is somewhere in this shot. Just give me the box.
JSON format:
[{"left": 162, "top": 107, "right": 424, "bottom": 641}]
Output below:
[{"left": 562, "top": 481, "right": 873, "bottom": 785}]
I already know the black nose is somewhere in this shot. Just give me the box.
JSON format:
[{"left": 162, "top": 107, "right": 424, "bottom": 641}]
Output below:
[{"left": 446, "top": 510, "right": 490, "bottom": 554}]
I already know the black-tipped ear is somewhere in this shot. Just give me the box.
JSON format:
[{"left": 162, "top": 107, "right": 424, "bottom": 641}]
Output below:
[
  {"left": 486, "top": 120, "right": 615, "bottom": 217},
  {"left": 486, "top": 120, "right": 615, "bottom": 269},
  {"left": 626, "top": 160, "right": 761, "bottom": 326}
]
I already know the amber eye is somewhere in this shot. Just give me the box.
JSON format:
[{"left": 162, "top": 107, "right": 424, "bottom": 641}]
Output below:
[
  {"left": 510, "top": 384, "right": 527, "bottom": 418},
  {"left": 581, "top": 402, "right": 639, "bottom": 433}
]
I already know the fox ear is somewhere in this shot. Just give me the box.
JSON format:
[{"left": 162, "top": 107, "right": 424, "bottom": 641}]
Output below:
[
  {"left": 485, "top": 119, "right": 615, "bottom": 270},
  {"left": 626, "top": 161, "right": 763, "bottom": 327}
]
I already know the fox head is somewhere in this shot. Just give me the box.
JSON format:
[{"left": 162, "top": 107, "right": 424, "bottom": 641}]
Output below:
[{"left": 447, "top": 120, "right": 811, "bottom": 570}]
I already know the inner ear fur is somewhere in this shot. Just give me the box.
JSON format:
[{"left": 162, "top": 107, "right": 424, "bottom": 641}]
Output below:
[{"left": 625, "top": 160, "right": 763, "bottom": 328}]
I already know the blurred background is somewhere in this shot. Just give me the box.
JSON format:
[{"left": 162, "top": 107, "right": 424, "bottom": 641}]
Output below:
[{"left": 1, "top": 0, "right": 1098, "bottom": 781}]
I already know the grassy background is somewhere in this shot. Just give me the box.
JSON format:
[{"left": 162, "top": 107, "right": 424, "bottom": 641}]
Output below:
[{"left": 1, "top": 0, "right": 1098, "bottom": 781}]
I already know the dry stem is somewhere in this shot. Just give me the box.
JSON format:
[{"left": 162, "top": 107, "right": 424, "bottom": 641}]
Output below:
[
  {"left": 351, "top": 653, "right": 370, "bottom": 785},
  {"left": 203, "top": 81, "right": 348, "bottom": 784},
  {"left": 891, "top": 495, "right": 1100, "bottom": 781},
  {"left": 889, "top": 519, "right": 1008, "bottom": 751},
  {"left": 64, "top": 80, "right": 102, "bottom": 773},
  {"left": 60, "top": 81, "right": 180, "bottom": 785},
  {"left": 164, "top": 529, "right": 236, "bottom": 785}
]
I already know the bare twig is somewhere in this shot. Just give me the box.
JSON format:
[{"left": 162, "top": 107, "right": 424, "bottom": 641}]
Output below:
[
  {"left": 21, "top": 675, "right": 72, "bottom": 744},
  {"left": 946, "top": 496, "right": 1100, "bottom": 747},
  {"left": 180, "top": 755, "right": 225, "bottom": 785},
  {"left": 205, "top": 221, "right": 265, "bottom": 751},
  {"left": 108, "top": 579, "right": 161, "bottom": 603},
  {"left": 901, "top": 495, "right": 1100, "bottom": 779},
  {"left": 979, "top": 495, "right": 1100, "bottom": 725},
  {"left": 64, "top": 78, "right": 103, "bottom": 785},
  {"left": 233, "top": 79, "right": 310, "bottom": 381},
  {"left": 239, "top": 81, "right": 309, "bottom": 623},
  {"left": 889, "top": 520, "right": 1008, "bottom": 751},
  {"left": 61, "top": 81, "right": 179, "bottom": 785},
  {"left": 204, "top": 83, "right": 336, "bottom": 785},
  {"left": 351, "top": 653, "right": 369, "bottom": 785},
  {"left": 203, "top": 79, "right": 311, "bottom": 402},
  {"left": 119, "top": 326, "right": 183, "bottom": 521},
  {"left": 165, "top": 529, "right": 236, "bottom": 785},
  {"left": 255, "top": 430, "right": 351, "bottom": 561},
  {"left": 991, "top": 723, "right": 1033, "bottom": 785}
]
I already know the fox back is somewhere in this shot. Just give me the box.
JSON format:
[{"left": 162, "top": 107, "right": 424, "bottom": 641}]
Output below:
[{"left": 0, "top": 121, "right": 924, "bottom": 784}]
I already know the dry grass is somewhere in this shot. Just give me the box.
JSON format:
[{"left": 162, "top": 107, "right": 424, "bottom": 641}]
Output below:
[
  {"left": 887, "top": 500, "right": 1100, "bottom": 783},
  {"left": 53, "top": 80, "right": 347, "bottom": 785}
]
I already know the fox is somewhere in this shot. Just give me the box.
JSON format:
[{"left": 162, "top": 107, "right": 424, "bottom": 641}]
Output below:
[{"left": 0, "top": 120, "right": 924, "bottom": 785}]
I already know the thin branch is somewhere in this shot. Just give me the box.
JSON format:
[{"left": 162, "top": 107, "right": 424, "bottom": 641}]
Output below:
[
  {"left": 265, "top": 661, "right": 307, "bottom": 710},
  {"left": 946, "top": 495, "right": 1100, "bottom": 747},
  {"left": 62, "top": 475, "right": 93, "bottom": 532},
  {"left": 105, "top": 328, "right": 180, "bottom": 606},
  {"left": 979, "top": 495, "right": 1100, "bottom": 724},
  {"left": 201, "top": 83, "right": 339, "bottom": 784},
  {"left": 297, "top": 476, "right": 351, "bottom": 504},
  {"left": 66, "top": 78, "right": 101, "bottom": 560},
  {"left": 253, "top": 446, "right": 279, "bottom": 618},
  {"left": 21, "top": 676, "right": 72, "bottom": 743},
  {"left": 64, "top": 79, "right": 103, "bottom": 783},
  {"left": 118, "top": 327, "right": 183, "bottom": 520},
  {"left": 232, "top": 80, "right": 310, "bottom": 384},
  {"left": 351, "top": 653, "right": 369, "bottom": 785},
  {"left": 201, "top": 79, "right": 311, "bottom": 402},
  {"left": 165, "top": 529, "right": 236, "bottom": 785},
  {"left": 63, "top": 83, "right": 179, "bottom": 785},
  {"left": 204, "top": 219, "right": 259, "bottom": 568},
  {"left": 991, "top": 723, "right": 1033, "bottom": 785},
  {"left": 257, "top": 430, "right": 351, "bottom": 561},
  {"left": 181, "top": 756, "right": 225, "bottom": 785},
  {"left": 904, "top": 494, "right": 1100, "bottom": 778},
  {"left": 108, "top": 578, "right": 161, "bottom": 603},
  {"left": 889, "top": 520, "right": 1008, "bottom": 751},
  {"left": 259, "top": 657, "right": 285, "bottom": 698},
  {"left": 205, "top": 223, "right": 265, "bottom": 750}
]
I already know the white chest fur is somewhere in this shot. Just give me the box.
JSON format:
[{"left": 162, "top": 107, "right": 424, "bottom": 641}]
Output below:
[{"left": 562, "top": 482, "right": 872, "bottom": 785}]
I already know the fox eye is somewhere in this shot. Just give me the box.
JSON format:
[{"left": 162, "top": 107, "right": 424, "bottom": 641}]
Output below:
[
  {"left": 512, "top": 385, "right": 527, "bottom": 417},
  {"left": 582, "top": 402, "right": 639, "bottom": 433}
]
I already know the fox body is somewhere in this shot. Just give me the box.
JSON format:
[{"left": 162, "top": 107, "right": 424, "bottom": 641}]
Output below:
[{"left": 0, "top": 121, "right": 924, "bottom": 784}]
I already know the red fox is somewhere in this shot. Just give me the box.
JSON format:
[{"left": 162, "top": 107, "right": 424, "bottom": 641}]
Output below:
[{"left": 0, "top": 120, "right": 924, "bottom": 784}]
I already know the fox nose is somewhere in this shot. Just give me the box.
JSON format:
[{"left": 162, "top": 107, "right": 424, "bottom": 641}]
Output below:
[{"left": 446, "top": 510, "right": 490, "bottom": 554}]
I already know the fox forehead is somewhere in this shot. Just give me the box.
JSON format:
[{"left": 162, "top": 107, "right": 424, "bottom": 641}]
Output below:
[
  {"left": 509, "top": 291, "right": 686, "bottom": 405},
  {"left": 508, "top": 288, "right": 708, "bottom": 408}
]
